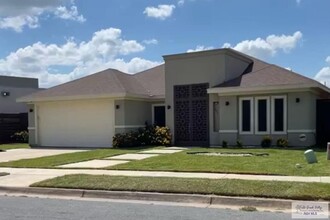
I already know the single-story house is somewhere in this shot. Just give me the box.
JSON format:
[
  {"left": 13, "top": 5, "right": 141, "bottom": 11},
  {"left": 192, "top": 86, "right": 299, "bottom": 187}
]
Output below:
[{"left": 18, "top": 48, "right": 330, "bottom": 148}]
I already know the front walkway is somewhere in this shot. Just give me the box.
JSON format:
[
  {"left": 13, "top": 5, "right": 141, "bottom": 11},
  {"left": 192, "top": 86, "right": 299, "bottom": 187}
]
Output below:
[{"left": 0, "top": 167, "right": 329, "bottom": 187}]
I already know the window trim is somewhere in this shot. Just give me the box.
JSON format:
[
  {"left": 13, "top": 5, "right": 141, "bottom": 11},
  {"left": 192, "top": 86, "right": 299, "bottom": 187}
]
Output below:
[
  {"left": 239, "top": 97, "right": 254, "bottom": 135},
  {"left": 151, "top": 104, "right": 166, "bottom": 125},
  {"left": 254, "top": 96, "right": 270, "bottom": 135},
  {"left": 271, "top": 95, "right": 287, "bottom": 135}
]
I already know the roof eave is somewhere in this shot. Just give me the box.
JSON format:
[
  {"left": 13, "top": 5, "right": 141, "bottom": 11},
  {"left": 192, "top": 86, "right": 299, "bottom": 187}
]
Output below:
[
  {"left": 207, "top": 84, "right": 330, "bottom": 96},
  {"left": 17, "top": 92, "right": 165, "bottom": 103}
]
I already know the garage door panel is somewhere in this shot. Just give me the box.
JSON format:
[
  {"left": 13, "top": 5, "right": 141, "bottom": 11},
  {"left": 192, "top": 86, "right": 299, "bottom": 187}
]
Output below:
[{"left": 37, "top": 100, "right": 114, "bottom": 147}]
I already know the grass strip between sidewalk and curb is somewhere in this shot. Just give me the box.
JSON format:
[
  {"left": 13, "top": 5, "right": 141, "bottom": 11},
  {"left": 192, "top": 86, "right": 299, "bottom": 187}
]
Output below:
[{"left": 31, "top": 174, "right": 330, "bottom": 201}]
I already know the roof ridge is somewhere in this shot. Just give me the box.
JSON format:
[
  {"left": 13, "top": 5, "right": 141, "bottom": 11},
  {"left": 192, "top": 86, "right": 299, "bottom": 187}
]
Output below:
[
  {"left": 133, "top": 73, "right": 152, "bottom": 96},
  {"left": 134, "top": 64, "right": 164, "bottom": 76},
  {"left": 111, "top": 70, "right": 131, "bottom": 93}
]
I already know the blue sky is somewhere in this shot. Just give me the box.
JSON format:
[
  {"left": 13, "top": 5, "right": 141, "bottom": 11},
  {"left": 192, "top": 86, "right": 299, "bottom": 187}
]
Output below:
[{"left": 0, "top": 0, "right": 329, "bottom": 87}]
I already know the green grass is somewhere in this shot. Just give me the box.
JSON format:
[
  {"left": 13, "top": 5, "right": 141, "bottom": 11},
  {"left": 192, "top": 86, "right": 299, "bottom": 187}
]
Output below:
[
  {"left": 0, "top": 143, "right": 29, "bottom": 150},
  {"left": 111, "top": 148, "right": 330, "bottom": 176},
  {"left": 32, "top": 174, "right": 330, "bottom": 201},
  {"left": 0, "top": 148, "right": 142, "bottom": 168}
]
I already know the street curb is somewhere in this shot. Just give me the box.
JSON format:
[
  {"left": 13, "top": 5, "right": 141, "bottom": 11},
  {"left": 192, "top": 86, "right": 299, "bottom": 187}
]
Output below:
[{"left": 0, "top": 186, "right": 297, "bottom": 209}]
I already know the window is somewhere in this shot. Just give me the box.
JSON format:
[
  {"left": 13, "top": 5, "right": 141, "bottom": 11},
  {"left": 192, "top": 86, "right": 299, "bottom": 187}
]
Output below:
[
  {"left": 213, "top": 102, "right": 219, "bottom": 132},
  {"left": 152, "top": 104, "right": 166, "bottom": 126},
  {"left": 239, "top": 97, "right": 253, "bottom": 134},
  {"left": 255, "top": 97, "right": 270, "bottom": 134},
  {"left": 271, "top": 96, "right": 287, "bottom": 134},
  {"left": 239, "top": 96, "right": 287, "bottom": 135}
]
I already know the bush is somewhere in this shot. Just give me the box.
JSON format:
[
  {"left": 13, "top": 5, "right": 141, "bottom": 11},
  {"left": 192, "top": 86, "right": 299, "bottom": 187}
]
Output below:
[
  {"left": 277, "top": 138, "right": 288, "bottom": 148},
  {"left": 222, "top": 140, "right": 228, "bottom": 148},
  {"left": 236, "top": 140, "right": 243, "bottom": 148},
  {"left": 261, "top": 136, "right": 272, "bottom": 148},
  {"left": 113, "top": 125, "right": 172, "bottom": 148},
  {"left": 11, "top": 130, "right": 29, "bottom": 143}
]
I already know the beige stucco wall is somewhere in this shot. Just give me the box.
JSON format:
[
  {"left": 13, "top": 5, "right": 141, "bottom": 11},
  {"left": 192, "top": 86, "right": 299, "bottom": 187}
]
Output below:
[
  {"left": 218, "top": 96, "right": 238, "bottom": 145},
  {"left": 217, "top": 91, "right": 318, "bottom": 147},
  {"left": 36, "top": 99, "right": 115, "bottom": 148},
  {"left": 225, "top": 54, "right": 251, "bottom": 82},
  {"left": 287, "top": 91, "right": 317, "bottom": 146},
  {"left": 27, "top": 104, "right": 36, "bottom": 146},
  {"left": 114, "top": 99, "right": 155, "bottom": 134},
  {"left": 164, "top": 51, "right": 250, "bottom": 145}
]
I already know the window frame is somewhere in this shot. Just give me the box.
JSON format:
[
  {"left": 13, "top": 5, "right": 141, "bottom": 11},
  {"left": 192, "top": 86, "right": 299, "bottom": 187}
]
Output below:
[
  {"left": 271, "top": 95, "right": 287, "bottom": 135},
  {"left": 239, "top": 97, "right": 254, "bottom": 135},
  {"left": 254, "top": 96, "right": 270, "bottom": 135}
]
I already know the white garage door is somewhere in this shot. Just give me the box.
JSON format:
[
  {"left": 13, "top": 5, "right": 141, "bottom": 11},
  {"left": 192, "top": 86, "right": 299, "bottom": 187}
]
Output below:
[{"left": 37, "top": 99, "right": 114, "bottom": 148}]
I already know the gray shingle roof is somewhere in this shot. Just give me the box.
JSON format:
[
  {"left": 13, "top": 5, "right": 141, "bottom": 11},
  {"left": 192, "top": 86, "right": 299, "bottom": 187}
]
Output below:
[
  {"left": 214, "top": 48, "right": 327, "bottom": 90},
  {"left": 18, "top": 48, "right": 329, "bottom": 102},
  {"left": 19, "top": 65, "right": 165, "bottom": 102}
]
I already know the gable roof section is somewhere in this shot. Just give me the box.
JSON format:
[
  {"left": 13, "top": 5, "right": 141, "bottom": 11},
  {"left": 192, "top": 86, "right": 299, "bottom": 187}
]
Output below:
[
  {"left": 208, "top": 49, "right": 330, "bottom": 95},
  {"left": 134, "top": 64, "right": 165, "bottom": 98},
  {"left": 18, "top": 66, "right": 165, "bottom": 102}
]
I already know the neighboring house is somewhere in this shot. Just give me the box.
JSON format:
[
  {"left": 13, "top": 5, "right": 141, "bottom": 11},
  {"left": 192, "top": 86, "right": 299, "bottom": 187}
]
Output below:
[
  {"left": 0, "top": 75, "right": 40, "bottom": 113},
  {"left": 18, "top": 48, "right": 330, "bottom": 148},
  {"left": 0, "top": 75, "right": 41, "bottom": 143}
]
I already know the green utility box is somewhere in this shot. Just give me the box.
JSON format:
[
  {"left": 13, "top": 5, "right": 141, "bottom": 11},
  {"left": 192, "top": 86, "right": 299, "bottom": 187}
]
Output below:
[{"left": 304, "top": 149, "right": 317, "bottom": 164}]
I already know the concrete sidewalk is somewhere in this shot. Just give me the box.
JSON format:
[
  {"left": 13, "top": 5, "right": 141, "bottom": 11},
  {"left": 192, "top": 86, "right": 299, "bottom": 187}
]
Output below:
[{"left": 0, "top": 167, "right": 330, "bottom": 187}]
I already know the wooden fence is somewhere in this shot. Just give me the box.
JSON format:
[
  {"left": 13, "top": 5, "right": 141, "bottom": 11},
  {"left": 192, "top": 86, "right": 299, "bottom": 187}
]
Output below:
[{"left": 0, "top": 113, "right": 28, "bottom": 143}]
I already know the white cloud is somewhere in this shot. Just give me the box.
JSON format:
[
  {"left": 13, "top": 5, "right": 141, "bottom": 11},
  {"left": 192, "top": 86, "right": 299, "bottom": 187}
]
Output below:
[
  {"left": 0, "top": 15, "right": 39, "bottom": 32},
  {"left": 54, "top": 5, "right": 86, "bottom": 23},
  {"left": 178, "top": 0, "right": 185, "bottom": 6},
  {"left": 143, "top": 4, "right": 175, "bottom": 20},
  {"left": 0, "top": 0, "right": 85, "bottom": 32},
  {"left": 0, "top": 27, "right": 161, "bottom": 87},
  {"left": 223, "top": 31, "right": 303, "bottom": 59},
  {"left": 326, "top": 56, "right": 330, "bottom": 63},
  {"left": 314, "top": 56, "right": 330, "bottom": 85},
  {"left": 143, "top": 39, "right": 158, "bottom": 45},
  {"left": 187, "top": 45, "right": 214, "bottom": 53}
]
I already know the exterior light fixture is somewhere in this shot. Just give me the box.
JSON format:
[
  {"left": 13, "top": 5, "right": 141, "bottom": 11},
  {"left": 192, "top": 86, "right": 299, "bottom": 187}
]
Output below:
[{"left": 1, "top": 91, "right": 10, "bottom": 97}]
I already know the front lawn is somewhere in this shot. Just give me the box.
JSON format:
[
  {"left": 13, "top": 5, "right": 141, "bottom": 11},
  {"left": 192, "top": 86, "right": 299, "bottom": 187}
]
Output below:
[
  {"left": 0, "top": 148, "right": 142, "bottom": 168},
  {"left": 112, "top": 148, "right": 330, "bottom": 176},
  {"left": 32, "top": 174, "right": 330, "bottom": 201},
  {"left": 0, "top": 143, "right": 29, "bottom": 150}
]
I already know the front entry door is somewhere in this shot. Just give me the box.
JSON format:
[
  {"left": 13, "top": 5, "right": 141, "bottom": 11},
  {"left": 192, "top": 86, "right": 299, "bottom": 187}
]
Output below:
[{"left": 174, "top": 83, "right": 209, "bottom": 146}]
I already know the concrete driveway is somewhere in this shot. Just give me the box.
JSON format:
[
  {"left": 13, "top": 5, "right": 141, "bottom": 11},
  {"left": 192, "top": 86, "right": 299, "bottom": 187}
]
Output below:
[{"left": 0, "top": 149, "right": 87, "bottom": 163}]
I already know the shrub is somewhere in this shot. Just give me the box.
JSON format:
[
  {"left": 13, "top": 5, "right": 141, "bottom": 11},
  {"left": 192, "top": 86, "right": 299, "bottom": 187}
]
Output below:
[
  {"left": 261, "top": 136, "right": 272, "bottom": 148},
  {"left": 277, "top": 138, "right": 288, "bottom": 148},
  {"left": 222, "top": 140, "right": 228, "bottom": 148},
  {"left": 236, "top": 140, "right": 243, "bottom": 148},
  {"left": 113, "top": 125, "right": 172, "bottom": 148},
  {"left": 153, "top": 126, "right": 172, "bottom": 146},
  {"left": 11, "top": 130, "right": 29, "bottom": 143}
]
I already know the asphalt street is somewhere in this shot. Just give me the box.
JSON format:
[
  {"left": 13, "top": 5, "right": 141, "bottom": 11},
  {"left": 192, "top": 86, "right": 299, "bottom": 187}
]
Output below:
[{"left": 0, "top": 195, "right": 292, "bottom": 220}]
